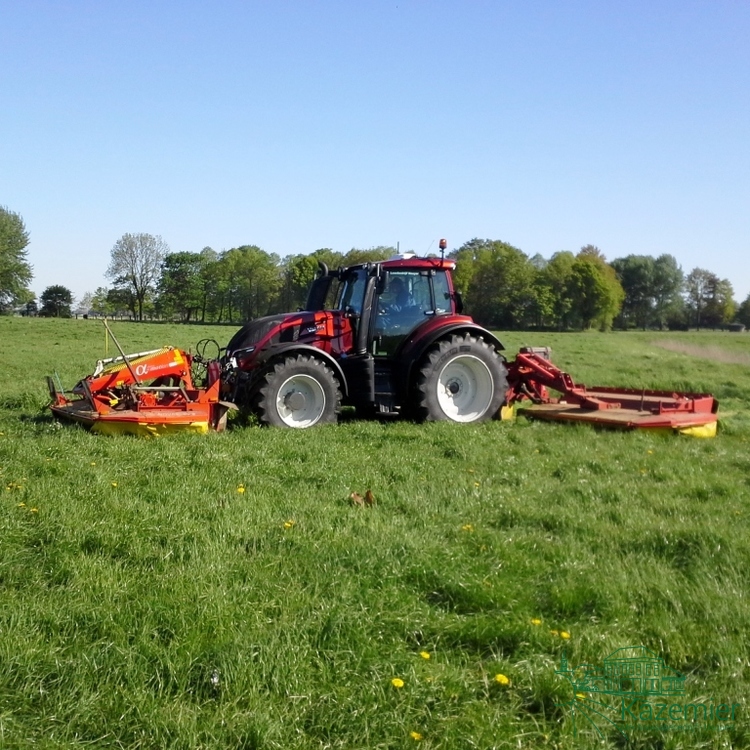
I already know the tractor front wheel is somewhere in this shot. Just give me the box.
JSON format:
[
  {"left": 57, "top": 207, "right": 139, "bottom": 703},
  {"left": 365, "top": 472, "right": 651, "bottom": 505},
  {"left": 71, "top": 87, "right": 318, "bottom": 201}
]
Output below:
[
  {"left": 252, "top": 355, "right": 341, "bottom": 428},
  {"left": 416, "top": 334, "right": 506, "bottom": 423}
]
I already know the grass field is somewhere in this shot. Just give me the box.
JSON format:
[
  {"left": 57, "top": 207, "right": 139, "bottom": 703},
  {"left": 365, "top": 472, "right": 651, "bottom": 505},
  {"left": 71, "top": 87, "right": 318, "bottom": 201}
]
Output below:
[{"left": 1, "top": 317, "right": 750, "bottom": 749}]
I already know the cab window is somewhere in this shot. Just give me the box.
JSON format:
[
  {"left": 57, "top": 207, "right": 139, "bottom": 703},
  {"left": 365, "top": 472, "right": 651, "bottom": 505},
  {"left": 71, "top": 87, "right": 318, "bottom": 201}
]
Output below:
[
  {"left": 373, "top": 269, "right": 444, "bottom": 355},
  {"left": 335, "top": 268, "right": 368, "bottom": 316},
  {"left": 432, "top": 270, "right": 451, "bottom": 313}
]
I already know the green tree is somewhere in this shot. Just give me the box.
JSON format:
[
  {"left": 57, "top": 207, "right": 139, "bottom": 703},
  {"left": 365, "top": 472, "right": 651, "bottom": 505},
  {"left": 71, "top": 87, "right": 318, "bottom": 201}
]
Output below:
[
  {"left": 567, "top": 246, "right": 624, "bottom": 330},
  {"left": 107, "top": 287, "right": 136, "bottom": 318},
  {"left": 452, "top": 239, "right": 536, "bottom": 328},
  {"left": 39, "top": 285, "right": 73, "bottom": 318},
  {"left": 157, "top": 251, "right": 205, "bottom": 321},
  {"left": 611, "top": 253, "right": 684, "bottom": 329},
  {"left": 106, "top": 233, "right": 169, "bottom": 321},
  {"left": 449, "top": 238, "right": 484, "bottom": 298},
  {"left": 535, "top": 251, "right": 576, "bottom": 329},
  {"left": 703, "top": 276, "right": 735, "bottom": 328},
  {"left": 311, "top": 248, "right": 346, "bottom": 270},
  {"left": 199, "top": 248, "right": 233, "bottom": 323},
  {"left": 90, "top": 287, "right": 111, "bottom": 316},
  {"left": 651, "top": 254, "right": 684, "bottom": 329},
  {"left": 611, "top": 255, "right": 655, "bottom": 329},
  {"left": 194, "top": 248, "right": 220, "bottom": 322},
  {"left": 0, "top": 206, "right": 33, "bottom": 312},
  {"left": 736, "top": 293, "right": 750, "bottom": 328},
  {"left": 341, "top": 246, "right": 395, "bottom": 266},
  {"left": 684, "top": 268, "right": 715, "bottom": 329},
  {"left": 278, "top": 254, "right": 321, "bottom": 312},
  {"left": 525, "top": 255, "right": 555, "bottom": 327},
  {"left": 221, "top": 245, "right": 281, "bottom": 323}
]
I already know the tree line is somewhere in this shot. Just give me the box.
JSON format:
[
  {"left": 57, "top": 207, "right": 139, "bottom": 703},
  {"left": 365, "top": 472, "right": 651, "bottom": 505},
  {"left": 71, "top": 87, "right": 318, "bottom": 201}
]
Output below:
[
  {"left": 451, "top": 239, "right": 741, "bottom": 331},
  {"left": 2, "top": 205, "right": 749, "bottom": 330}
]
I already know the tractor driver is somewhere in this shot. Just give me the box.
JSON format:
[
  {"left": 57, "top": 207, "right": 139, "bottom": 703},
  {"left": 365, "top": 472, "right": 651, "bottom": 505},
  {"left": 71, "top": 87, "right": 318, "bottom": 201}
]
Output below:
[{"left": 384, "top": 276, "right": 411, "bottom": 313}]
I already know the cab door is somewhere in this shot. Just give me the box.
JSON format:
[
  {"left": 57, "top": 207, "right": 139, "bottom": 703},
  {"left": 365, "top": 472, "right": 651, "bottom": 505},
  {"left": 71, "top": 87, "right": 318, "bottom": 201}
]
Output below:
[{"left": 371, "top": 269, "right": 449, "bottom": 356}]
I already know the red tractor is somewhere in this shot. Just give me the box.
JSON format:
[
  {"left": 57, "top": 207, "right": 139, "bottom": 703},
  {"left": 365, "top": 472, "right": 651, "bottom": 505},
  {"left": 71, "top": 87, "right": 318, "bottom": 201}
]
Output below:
[
  {"left": 49, "top": 249, "right": 718, "bottom": 436},
  {"left": 223, "top": 253, "right": 506, "bottom": 427}
]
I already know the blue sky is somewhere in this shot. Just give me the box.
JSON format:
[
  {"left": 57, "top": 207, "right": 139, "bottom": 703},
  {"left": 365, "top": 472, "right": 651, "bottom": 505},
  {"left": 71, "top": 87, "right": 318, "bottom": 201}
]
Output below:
[{"left": 2, "top": 1, "right": 748, "bottom": 304}]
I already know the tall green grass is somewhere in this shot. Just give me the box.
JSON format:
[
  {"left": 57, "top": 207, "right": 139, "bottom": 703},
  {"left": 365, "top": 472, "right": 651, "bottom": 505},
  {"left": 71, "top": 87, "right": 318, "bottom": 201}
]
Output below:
[{"left": 1, "top": 317, "right": 750, "bottom": 748}]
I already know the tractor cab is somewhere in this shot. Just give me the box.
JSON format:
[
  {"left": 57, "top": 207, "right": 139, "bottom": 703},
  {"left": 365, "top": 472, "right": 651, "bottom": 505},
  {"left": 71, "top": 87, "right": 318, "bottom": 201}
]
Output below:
[
  {"left": 370, "top": 263, "right": 454, "bottom": 356},
  {"left": 309, "top": 255, "right": 461, "bottom": 359}
]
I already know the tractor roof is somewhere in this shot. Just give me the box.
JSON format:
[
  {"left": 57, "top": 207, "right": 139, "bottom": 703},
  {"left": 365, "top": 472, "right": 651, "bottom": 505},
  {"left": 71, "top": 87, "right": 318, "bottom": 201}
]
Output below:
[{"left": 377, "top": 255, "right": 456, "bottom": 271}]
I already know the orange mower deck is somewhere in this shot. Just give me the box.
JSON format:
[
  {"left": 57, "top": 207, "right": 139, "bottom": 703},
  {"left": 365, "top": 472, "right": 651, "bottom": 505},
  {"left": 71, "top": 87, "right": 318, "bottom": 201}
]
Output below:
[
  {"left": 47, "top": 328, "right": 231, "bottom": 437},
  {"left": 48, "top": 382, "right": 225, "bottom": 436}
]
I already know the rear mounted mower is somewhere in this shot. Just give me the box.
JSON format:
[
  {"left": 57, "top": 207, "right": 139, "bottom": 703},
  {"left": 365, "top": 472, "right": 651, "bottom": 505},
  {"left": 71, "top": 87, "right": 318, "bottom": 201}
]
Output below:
[
  {"left": 505, "top": 348, "right": 718, "bottom": 438},
  {"left": 47, "top": 253, "right": 718, "bottom": 436}
]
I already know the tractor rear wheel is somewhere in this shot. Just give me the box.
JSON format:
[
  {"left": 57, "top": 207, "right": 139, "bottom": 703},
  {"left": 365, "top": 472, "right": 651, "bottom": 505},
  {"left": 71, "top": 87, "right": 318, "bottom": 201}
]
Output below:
[
  {"left": 416, "top": 334, "right": 507, "bottom": 423},
  {"left": 252, "top": 355, "right": 341, "bottom": 428}
]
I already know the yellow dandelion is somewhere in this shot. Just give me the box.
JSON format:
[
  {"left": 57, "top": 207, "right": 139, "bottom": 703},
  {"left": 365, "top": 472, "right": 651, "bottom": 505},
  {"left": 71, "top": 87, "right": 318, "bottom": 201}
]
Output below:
[
  {"left": 111, "top": 482, "right": 118, "bottom": 487},
  {"left": 30, "top": 508, "right": 38, "bottom": 513},
  {"left": 576, "top": 692, "right": 586, "bottom": 700},
  {"left": 237, "top": 485, "right": 245, "bottom": 493},
  {"left": 461, "top": 524, "right": 474, "bottom": 532},
  {"left": 283, "top": 520, "right": 295, "bottom": 529},
  {"left": 424, "top": 676, "right": 433, "bottom": 683},
  {"left": 391, "top": 677, "right": 404, "bottom": 689},
  {"left": 494, "top": 673, "right": 510, "bottom": 686},
  {"left": 549, "top": 629, "right": 559, "bottom": 637},
  {"left": 409, "top": 731, "right": 423, "bottom": 741},
  {"left": 473, "top": 481, "right": 480, "bottom": 488},
  {"left": 90, "top": 462, "right": 96, "bottom": 466},
  {"left": 530, "top": 618, "right": 542, "bottom": 626},
  {"left": 419, "top": 651, "right": 431, "bottom": 660},
  {"left": 647, "top": 450, "right": 653, "bottom": 455},
  {"left": 17, "top": 502, "right": 26, "bottom": 508},
  {"left": 560, "top": 631, "right": 571, "bottom": 640}
]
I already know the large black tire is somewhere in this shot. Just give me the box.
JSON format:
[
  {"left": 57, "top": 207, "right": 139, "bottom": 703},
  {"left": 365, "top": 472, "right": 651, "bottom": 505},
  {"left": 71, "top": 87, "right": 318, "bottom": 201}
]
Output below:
[
  {"left": 251, "top": 355, "right": 341, "bottom": 428},
  {"left": 415, "top": 334, "right": 507, "bottom": 423}
]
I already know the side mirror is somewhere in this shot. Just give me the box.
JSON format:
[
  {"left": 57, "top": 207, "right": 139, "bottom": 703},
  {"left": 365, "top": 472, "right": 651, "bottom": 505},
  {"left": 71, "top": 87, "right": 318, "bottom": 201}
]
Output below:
[{"left": 453, "top": 291, "right": 464, "bottom": 314}]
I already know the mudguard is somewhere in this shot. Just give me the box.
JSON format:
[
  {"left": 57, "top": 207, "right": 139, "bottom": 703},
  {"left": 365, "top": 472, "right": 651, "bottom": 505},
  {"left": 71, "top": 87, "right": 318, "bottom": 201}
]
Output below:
[{"left": 397, "top": 318, "right": 505, "bottom": 388}]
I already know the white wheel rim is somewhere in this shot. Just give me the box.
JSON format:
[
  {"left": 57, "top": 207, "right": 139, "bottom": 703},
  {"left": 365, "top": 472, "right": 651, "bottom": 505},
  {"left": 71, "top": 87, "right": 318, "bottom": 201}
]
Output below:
[
  {"left": 436, "top": 355, "right": 494, "bottom": 422},
  {"left": 275, "top": 374, "right": 326, "bottom": 428}
]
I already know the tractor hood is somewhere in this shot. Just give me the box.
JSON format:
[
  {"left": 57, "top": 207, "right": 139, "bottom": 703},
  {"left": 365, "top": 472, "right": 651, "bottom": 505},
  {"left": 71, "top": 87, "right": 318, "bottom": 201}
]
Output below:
[
  {"left": 225, "top": 311, "right": 346, "bottom": 361},
  {"left": 226, "top": 314, "right": 288, "bottom": 357}
]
